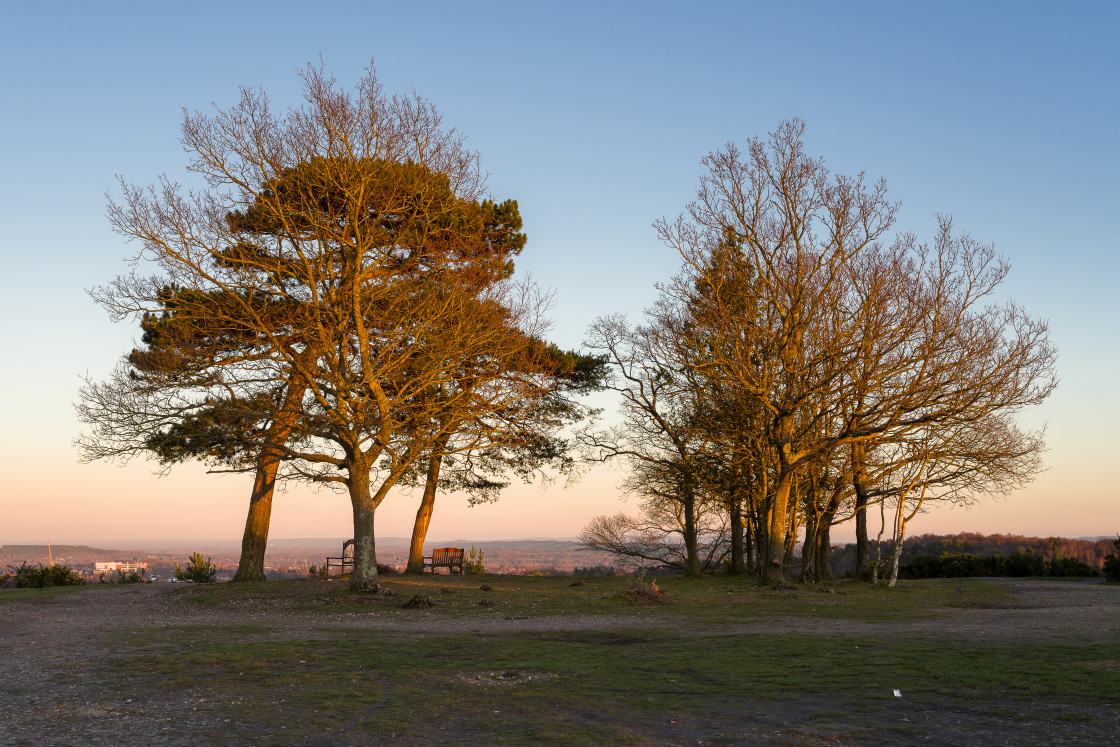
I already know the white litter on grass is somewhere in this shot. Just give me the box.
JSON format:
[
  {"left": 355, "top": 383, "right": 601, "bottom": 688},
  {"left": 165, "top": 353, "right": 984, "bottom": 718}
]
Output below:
[
  {"left": 455, "top": 670, "right": 558, "bottom": 686},
  {"left": 893, "top": 689, "right": 902, "bottom": 698}
]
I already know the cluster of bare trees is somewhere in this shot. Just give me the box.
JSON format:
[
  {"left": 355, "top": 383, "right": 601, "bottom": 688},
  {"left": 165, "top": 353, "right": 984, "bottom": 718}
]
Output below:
[
  {"left": 76, "top": 64, "right": 602, "bottom": 590},
  {"left": 580, "top": 120, "right": 1055, "bottom": 584},
  {"left": 76, "top": 65, "right": 1054, "bottom": 590}
]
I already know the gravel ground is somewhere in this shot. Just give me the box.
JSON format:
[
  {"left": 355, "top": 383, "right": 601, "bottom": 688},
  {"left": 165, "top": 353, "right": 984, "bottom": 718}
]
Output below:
[{"left": 1, "top": 580, "right": 1117, "bottom": 745}]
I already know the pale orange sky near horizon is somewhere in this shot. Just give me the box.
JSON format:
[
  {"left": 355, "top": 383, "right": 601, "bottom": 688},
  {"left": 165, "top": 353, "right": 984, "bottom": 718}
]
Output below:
[
  {"left": 1, "top": 434, "right": 1114, "bottom": 546},
  {"left": 1, "top": 4, "right": 1118, "bottom": 549}
]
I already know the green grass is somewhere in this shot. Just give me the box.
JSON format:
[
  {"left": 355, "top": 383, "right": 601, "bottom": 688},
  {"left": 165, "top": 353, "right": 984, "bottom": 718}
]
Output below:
[
  {"left": 174, "top": 573, "right": 1011, "bottom": 623},
  {"left": 0, "top": 584, "right": 99, "bottom": 603},
  {"left": 65, "top": 575, "right": 1115, "bottom": 743},
  {"left": 97, "top": 625, "right": 1120, "bottom": 744}
]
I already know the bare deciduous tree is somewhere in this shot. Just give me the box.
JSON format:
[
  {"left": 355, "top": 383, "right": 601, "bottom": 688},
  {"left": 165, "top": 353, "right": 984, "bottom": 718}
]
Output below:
[
  {"left": 655, "top": 119, "right": 1056, "bottom": 584},
  {"left": 578, "top": 314, "right": 720, "bottom": 576}
]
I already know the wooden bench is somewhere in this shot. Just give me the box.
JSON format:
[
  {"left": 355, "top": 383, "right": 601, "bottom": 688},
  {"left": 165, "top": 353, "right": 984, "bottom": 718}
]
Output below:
[
  {"left": 324, "top": 539, "right": 354, "bottom": 578},
  {"left": 423, "top": 547, "right": 464, "bottom": 574}
]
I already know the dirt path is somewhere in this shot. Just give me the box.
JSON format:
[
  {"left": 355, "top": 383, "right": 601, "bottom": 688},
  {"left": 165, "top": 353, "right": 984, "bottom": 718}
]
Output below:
[{"left": 1, "top": 580, "right": 1117, "bottom": 745}]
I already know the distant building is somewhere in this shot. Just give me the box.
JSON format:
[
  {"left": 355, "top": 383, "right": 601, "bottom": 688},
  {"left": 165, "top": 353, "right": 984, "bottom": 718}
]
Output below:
[{"left": 94, "top": 560, "right": 148, "bottom": 573}]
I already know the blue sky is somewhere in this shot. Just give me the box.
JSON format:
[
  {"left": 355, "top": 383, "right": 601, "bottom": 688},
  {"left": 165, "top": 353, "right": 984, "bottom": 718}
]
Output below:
[{"left": 1, "top": 2, "right": 1116, "bottom": 543}]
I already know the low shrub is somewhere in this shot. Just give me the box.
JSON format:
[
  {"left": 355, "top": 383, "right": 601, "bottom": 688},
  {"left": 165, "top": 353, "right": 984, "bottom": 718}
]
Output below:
[
  {"left": 4, "top": 562, "right": 84, "bottom": 588},
  {"left": 174, "top": 552, "right": 218, "bottom": 584},
  {"left": 100, "top": 568, "right": 149, "bottom": 584},
  {"left": 1103, "top": 537, "right": 1120, "bottom": 582},
  {"left": 465, "top": 546, "right": 486, "bottom": 575}
]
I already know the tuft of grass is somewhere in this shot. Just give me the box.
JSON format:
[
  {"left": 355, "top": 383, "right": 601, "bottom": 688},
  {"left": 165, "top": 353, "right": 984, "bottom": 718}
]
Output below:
[{"left": 621, "top": 573, "right": 664, "bottom": 604}]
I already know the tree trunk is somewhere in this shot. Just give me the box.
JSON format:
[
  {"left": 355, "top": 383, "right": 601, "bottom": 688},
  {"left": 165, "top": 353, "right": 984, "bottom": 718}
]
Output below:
[
  {"left": 815, "top": 486, "right": 842, "bottom": 582},
  {"left": 816, "top": 519, "right": 833, "bottom": 582},
  {"left": 231, "top": 462, "right": 277, "bottom": 583},
  {"left": 764, "top": 469, "right": 792, "bottom": 584},
  {"left": 888, "top": 494, "right": 907, "bottom": 588},
  {"left": 232, "top": 376, "right": 307, "bottom": 583},
  {"left": 852, "top": 443, "right": 871, "bottom": 580},
  {"left": 888, "top": 537, "right": 904, "bottom": 587},
  {"left": 757, "top": 493, "right": 771, "bottom": 580},
  {"left": 347, "top": 458, "right": 380, "bottom": 591},
  {"left": 729, "top": 494, "right": 745, "bottom": 574},
  {"left": 800, "top": 511, "right": 818, "bottom": 582},
  {"left": 406, "top": 448, "right": 445, "bottom": 573},
  {"left": 682, "top": 490, "right": 700, "bottom": 576},
  {"left": 783, "top": 480, "right": 801, "bottom": 572},
  {"left": 743, "top": 513, "right": 755, "bottom": 577},
  {"left": 764, "top": 413, "right": 795, "bottom": 584}
]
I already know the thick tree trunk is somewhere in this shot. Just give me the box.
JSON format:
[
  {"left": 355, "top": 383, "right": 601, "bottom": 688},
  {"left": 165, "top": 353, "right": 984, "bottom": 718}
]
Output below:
[
  {"left": 764, "top": 469, "right": 792, "bottom": 584},
  {"left": 764, "top": 414, "right": 795, "bottom": 585},
  {"left": 757, "top": 495, "right": 771, "bottom": 579},
  {"left": 232, "top": 462, "right": 278, "bottom": 583},
  {"left": 232, "top": 376, "right": 307, "bottom": 583},
  {"left": 406, "top": 449, "right": 444, "bottom": 573},
  {"left": 729, "top": 495, "right": 745, "bottom": 574},
  {"left": 815, "top": 485, "right": 843, "bottom": 582},
  {"left": 800, "top": 511, "right": 818, "bottom": 582},
  {"left": 743, "top": 508, "right": 756, "bottom": 576},
  {"left": 816, "top": 519, "right": 833, "bottom": 582},
  {"left": 682, "top": 491, "right": 700, "bottom": 576},
  {"left": 852, "top": 443, "right": 871, "bottom": 580},
  {"left": 347, "top": 459, "right": 380, "bottom": 591}
]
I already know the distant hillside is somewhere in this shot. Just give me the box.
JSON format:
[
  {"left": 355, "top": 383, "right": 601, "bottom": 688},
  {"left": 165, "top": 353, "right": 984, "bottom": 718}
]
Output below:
[
  {"left": 436, "top": 539, "right": 583, "bottom": 551},
  {"left": 829, "top": 532, "right": 1117, "bottom": 576},
  {"left": 1, "top": 545, "right": 141, "bottom": 566}
]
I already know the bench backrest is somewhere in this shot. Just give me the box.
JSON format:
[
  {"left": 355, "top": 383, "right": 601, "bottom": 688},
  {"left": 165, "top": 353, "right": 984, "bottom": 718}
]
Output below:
[{"left": 432, "top": 547, "right": 464, "bottom": 563}]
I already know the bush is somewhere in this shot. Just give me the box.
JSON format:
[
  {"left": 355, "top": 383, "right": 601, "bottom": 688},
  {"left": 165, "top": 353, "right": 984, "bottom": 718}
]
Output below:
[
  {"left": 622, "top": 573, "right": 664, "bottom": 604},
  {"left": 174, "top": 552, "right": 218, "bottom": 583},
  {"left": 465, "top": 546, "right": 486, "bottom": 575},
  {"left": 100, "top": 568, "right": 148, "bottom": 584},
  {"left": 573, "top": 565, "right": 618, "bottom": 577},
  {"left": 941, "top": 552, "right": 1005, "bottom": 577},
  {"left": 1103, "top": 537, "right": 1120, "bottom": 582},
  {"left": 4, "top": 562, "right": 84, "bottom": 588},
  {"left": 1046, "top": 556, "right": 1098, "bottom": 577},
  {"left": 901, "top": 550, "right": 1100, "bottom": 579},
  {"left": 902, "top": 552, "right": 1006, "bottom": 578},
  {"left": 1004, "top": 549, "right": 1048, "bottom": 576}
]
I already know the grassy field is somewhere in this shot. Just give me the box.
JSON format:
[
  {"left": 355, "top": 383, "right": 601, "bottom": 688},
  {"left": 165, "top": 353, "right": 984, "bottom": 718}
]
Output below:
[
  {"left": 0, "top": 583, "right": 94, "bottom": 604},
  {"left": 10, "top": 574, "right": 1119, "bottom": 744},
  {"left": 181, "top": 571, "right": 1013, "bottom": 621}
]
